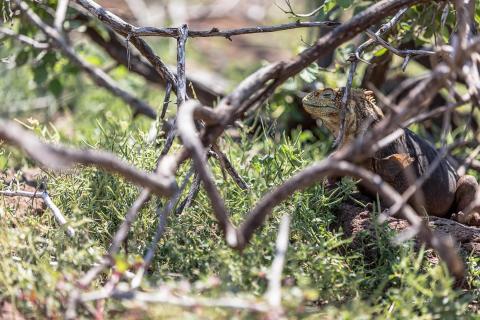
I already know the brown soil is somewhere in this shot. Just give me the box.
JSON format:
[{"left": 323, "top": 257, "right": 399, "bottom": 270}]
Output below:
[
  {"left": 333, "top": 195, "right": 480, "bottom": 255},
  {"left": 0, "top": 168, "right": 46, "bottom": 216}
]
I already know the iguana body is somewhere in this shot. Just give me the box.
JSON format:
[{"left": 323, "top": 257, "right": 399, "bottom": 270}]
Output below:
[{"left": 302, "top": 88, "right": 479, "bottom": 226}]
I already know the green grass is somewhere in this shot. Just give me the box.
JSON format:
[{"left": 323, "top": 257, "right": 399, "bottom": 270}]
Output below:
[{"left": 0, "top": 104, "right": 478, "bottom": 318}]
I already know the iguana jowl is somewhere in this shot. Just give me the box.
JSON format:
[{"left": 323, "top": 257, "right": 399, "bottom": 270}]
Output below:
[{"left": 302, "top": 87, "right": 480, "bottom": 226}]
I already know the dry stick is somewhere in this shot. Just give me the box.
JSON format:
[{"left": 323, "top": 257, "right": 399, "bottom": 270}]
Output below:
[
  {"left": 81, "top": 24, "right": 222, "bottom": 106},
  {"left": 132, "top": 21, "right": 340, "bottom": 39},
  {"left": 75, "top": 0, "right": 338, "bottom": 39},
  {"left": 355, "top": 7, "right": 409, "bottom": 62},
  {"left": 211, "top": 145, "right": 249, "bottom": 190},
  {"left": 0, "top": 27, "right": 49, "bottom": 49},
  {"left": 210, "top": 149, "right": 228, "bottom": 181},
  {"left": 265, "top": 215, "right": 290, "bottom": 313},
  {"left": 0, "top": 120, "right": 176, "bottom": 197},
  {"left": 365, "top": 29, "right": 436, "bottom": 58},
  {"left": 146, "top": 82, "right": 173, "bottom": 145},
  {"left": 176, "top": 24, "right": 188, "bottom": 105},
  {"left": 0, "top": 190, "right": 75, "bottom": 237},
  {"left": 15, "top": 0, "right": 157, "bottom": 119},
  {"left": 159, "top": 24, "right": 189, "bottom": 157},
  {"left": 177, "top": 100, "right": 238, "bottom": 247},
  {"left": 131, "top": 167, "right": 195, "bottom": 289},
  {"left": 54, "top": 0, "right": 69, "bottom": 31},
  {"left": 364, "top": 28, "right": 435, "bottom": 70},
  {"left": 109, "top": 190, "right": 152, "bottom": 255},
  {"left": 74, "top": 0, "right": 177, "bottom": 91},
  {"left": 175, "top": 174, "right": 201, "bottom": 215},
  {"left": 334, "top": 57, "right": 357, "bottom": 150},
  {"left": 457, "top": 145, "right": 480, "bottom": 177},
  {"left": 81, "top": 288, "right": 270, "bottom": 313},
  {"left": 277, "top": 0, "right": 324, "bottom": 18},
  {"left": 160, "top": 82, "right": 173, "bottom": 120}
]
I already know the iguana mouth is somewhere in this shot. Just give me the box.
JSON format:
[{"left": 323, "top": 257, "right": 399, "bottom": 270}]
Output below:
[{"left": 303, "top": 104, "right": 338, "bottom": 116}]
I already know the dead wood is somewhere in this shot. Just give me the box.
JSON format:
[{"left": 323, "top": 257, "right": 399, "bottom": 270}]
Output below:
[{"left": 334, "top": 198, "right": 480, "bottom": 255}]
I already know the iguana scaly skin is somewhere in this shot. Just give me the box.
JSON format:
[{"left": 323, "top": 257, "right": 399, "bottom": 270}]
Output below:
[{"left": 302, "top": 87, "right": 480, "bottom": 226}]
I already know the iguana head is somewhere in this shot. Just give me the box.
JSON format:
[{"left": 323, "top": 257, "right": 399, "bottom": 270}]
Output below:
[
  {"left": 302, "top": 88, "right": 343, "bottom": 119},
  {"left": 302, "top": 87, "right": 384, "bottom": 144}
]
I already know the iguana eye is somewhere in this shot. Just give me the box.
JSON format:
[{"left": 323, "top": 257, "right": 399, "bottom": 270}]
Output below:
[{"left": 321, "top": 89, "right": 335, "bottom": 98}]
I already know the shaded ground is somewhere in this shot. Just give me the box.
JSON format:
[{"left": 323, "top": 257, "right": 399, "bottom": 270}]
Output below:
[
  {"left": 334, "top": 195, "right": 480, "bottom": 256},
  {"left": 0, "top": 168, "right": 46, "bottom": 216}
]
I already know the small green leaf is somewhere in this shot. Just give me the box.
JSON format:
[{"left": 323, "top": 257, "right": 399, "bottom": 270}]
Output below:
[
  {"left": 374, "top": 47, "right": 388, "bottom": 57},
  {"left": 338, "top": 0, "right": 352, "bottom": 9},
  {"left": 33, "top": 64, "right": 48, "bottom": 85},
  {"left": 15, "top": 49, "right": 31, "bottom": 67},
  {"left": 48, "top": 78, "right": 63, "bottom": 97}
]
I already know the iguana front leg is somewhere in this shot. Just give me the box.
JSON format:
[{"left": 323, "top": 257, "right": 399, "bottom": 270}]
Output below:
[{"left": 452, "top": 175, "right": 480, "bottom": 226}]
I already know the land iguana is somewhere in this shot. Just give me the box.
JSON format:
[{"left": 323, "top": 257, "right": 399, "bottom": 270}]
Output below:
[{"left": 302, "top": 87, "right": 480, "bottom": 226}]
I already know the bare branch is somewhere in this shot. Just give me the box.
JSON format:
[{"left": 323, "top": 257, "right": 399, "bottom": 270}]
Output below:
[
  {"left": 0, "top": 189, "right": 75, "bottom": 237},
  {"left": 139, "top": 21, "right": 340, "bottom": 39},
  {"left": 177, "top": 100, "right": 238, "bottom": 247},
  {"left": 364, "top": 29, "right": 435, "bottom": 61},
  {"left": 355, "top": 7, "right": 409, "bottom": 62},
  {"left": 54, "top": 0, "right": 69, "bottom": 31},
  {"left": 0, "top": 27, "right": 49, "bottom": 49},
  {"left": 132, "top": 167, "right": 194, "bottom": 289},
  {"left": 75, "top": 0, "right": 338, "bottom": 39},
  {"left": 211, "top": 145, "right": 249, "bottom": 190},
  {"left": 15, "top": 0, "right": 157, "bottom": 119},
  {"left": 265, "top": 215, "right": 290, "bottom": 313},
  {"left": 176, "top": 24, "right": 188, "bottom": 106},
  {"left": 276, "top": 0, "right": 324, "bottom": 18},
  {"left": 333, "top": 56, "right": 357, "bottom": 149},
  {"left": 81, "top": 288, "right": 270, "bottom": 313},
  {"left": 75, "top": 0, "right": 178, "bottom": 89},
  {"left": 0, "top": 120, "right": 176, "bottom": 197}
]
